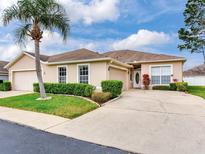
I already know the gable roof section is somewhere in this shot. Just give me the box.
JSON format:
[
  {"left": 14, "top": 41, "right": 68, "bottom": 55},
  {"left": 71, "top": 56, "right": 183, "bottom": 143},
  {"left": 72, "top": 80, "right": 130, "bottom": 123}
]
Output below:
[
  {"left": 25, "top": 52, "right": 50, "bottom": 62},
  {"left": 5, "top": 48, "right": 186, "bottom": 69},
  {"left": 0, "top": 61, "right": 9, "bottom": 74},
  {"left": 48, "top": 48, "right": 107, "bottom": 62},
  {"left": 103, "top": 50, "right": 185, "bottom": 63},
  {"left": 183, "top": 64, "right": 205, "bottom": 77}
]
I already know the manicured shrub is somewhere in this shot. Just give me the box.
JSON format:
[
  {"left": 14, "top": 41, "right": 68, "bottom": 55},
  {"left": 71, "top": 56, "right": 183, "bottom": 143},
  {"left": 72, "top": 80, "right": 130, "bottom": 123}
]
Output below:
[
  {"left": 169, "top": 83, "right": 177, "bottom": 91},
  {"left": 176, "top": 82, "right": 188, "bottom": 92},
  {"left": 101, "top": 80, "right": 123, "bottom": 98},
  {"left": 0, "top": 81, "right": 11, "bottom": 91},
  {"left": 84, "top": 85, "right": 95, "bottom": 97},
  {"left": 152, "top": 85, "right": 170, "bottom": 90},
  {"left": 91, "top": 92, "right": 112, "bottom": 104},
  {"left": 143, "top": 74, "right": 150, "bottom": 90},
  {"left": 33, "top": 83, "right": 95, "bottom": 97},
  {"left": 73, "top": 84, "right": 87, "bottom": 96}
]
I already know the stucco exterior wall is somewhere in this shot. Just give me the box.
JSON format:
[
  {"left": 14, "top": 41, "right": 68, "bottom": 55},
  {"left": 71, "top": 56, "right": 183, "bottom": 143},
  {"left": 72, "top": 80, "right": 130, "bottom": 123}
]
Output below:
[
  {"left": 109, "top": 67, "right": 128, "bottom": 90},
  {"left": 8, "top": 54, "right": 109, "bottom": 89},
  {"left": 141, "top": 61, "right": 183, "bottom": 86}
]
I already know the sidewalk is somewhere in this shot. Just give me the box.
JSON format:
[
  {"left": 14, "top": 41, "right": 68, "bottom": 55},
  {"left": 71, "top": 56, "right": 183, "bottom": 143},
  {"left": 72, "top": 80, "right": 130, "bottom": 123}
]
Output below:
[{"left": 0, "top": 107, "right": 70, "bottom": 130}]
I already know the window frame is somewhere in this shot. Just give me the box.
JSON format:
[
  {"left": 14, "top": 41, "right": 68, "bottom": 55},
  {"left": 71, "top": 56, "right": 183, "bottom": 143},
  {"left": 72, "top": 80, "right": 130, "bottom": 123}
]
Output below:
[
  {"left": 149, "top": 64, "right": 173, "bottom": 85},
  {"left": 77, "top": 64, "right": 90, "bottom": 84},
  {"left": 57, "top": 65, "right": 68, "bottom": 83}
]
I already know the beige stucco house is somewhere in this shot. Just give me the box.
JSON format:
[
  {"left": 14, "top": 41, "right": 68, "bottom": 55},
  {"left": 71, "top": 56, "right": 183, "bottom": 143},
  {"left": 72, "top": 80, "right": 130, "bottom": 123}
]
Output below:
[
  {"left": 4, "top": 48, "right": 186, "bottom": 91},
  {"left": 0, "top": 61, "right": 8, "bottom": 83}
]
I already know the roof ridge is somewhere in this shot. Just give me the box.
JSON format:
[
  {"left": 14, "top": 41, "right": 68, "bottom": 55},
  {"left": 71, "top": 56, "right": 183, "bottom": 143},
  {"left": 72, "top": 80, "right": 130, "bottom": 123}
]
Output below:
[
  {"left": 105, "top": 49, "right": 184, "bottom": 58},
  {"left": 50, "top": 48, "right": 100, "bottom": 57}
]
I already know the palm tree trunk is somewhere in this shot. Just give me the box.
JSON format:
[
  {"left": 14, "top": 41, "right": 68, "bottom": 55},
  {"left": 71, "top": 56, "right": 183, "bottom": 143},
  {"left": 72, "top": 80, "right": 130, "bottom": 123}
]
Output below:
[
  {"left": 203, "top": 49, "right": 205, "bottom": 64},
  {"left": 34, "top": 40, "right": 47, "bottom": 98}
]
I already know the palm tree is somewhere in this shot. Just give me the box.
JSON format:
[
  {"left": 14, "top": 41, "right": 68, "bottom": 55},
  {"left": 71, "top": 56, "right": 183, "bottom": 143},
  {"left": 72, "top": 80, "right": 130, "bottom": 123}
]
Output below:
[{"left": 2, "top": 0, "right": 69, "bottom": 99}]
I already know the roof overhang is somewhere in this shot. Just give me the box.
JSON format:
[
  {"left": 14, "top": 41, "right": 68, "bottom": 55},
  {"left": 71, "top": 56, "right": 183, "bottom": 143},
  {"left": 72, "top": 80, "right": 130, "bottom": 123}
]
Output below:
[
  {"left": 110, "top": 59, "right": 133, "bottom": 68},
  {"left": 127, "top": 58, "right": 186, "bottom": 65},
  {"left": 4, "top": 52, "right": 47, "bottom": 69},
  {"left": 47, "top": 57, "right": 112, "bottom": 65}
]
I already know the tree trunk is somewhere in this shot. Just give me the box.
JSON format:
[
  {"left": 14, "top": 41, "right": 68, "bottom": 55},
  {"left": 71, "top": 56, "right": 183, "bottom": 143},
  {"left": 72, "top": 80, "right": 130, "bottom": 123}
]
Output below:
[
  {"left": 34, "top": 40, "right": 47, "bottom": 99},
  {"left": 203, "top": 50, "right": 205, "bottom": 64}
]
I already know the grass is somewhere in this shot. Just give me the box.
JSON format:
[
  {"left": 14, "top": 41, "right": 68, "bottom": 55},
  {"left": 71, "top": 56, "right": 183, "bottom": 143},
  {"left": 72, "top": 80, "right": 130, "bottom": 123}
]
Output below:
[
  {"left": 188, "top": 86, "right": 205, "bottom": 99},
  {"left": 0, "top": 93, "right": 98, "bottom": 119}
]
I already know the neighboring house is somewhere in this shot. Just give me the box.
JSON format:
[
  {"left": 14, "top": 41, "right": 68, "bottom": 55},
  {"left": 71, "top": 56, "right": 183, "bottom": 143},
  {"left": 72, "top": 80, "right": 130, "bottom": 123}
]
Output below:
[
  {"left": 183, "top": 64, "right": 205, "bottom": 86},
  {"left": 4, "top": 48, "right": 185, "bottom": 91},
  {"left": 0, "top": 61, "right": 8, "bottom": 83}
]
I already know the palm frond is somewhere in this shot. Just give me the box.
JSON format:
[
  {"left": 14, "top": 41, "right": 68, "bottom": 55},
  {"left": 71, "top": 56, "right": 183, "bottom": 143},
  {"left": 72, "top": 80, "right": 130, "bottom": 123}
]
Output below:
[
  {"left": 15, "top": 23, "right": 32, "bottom": 45},
  {"left": 2, "top": 5, "right": 20, "bottom": 25}
]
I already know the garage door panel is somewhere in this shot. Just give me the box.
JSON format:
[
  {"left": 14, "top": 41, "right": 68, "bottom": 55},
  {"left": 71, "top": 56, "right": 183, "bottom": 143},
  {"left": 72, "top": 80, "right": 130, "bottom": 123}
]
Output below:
[
  {"left": 109, "top": 67, "right": 127, "bottom": 90},
  {"left": 13, "top": 71, "right": 37, "bottom": 91}
]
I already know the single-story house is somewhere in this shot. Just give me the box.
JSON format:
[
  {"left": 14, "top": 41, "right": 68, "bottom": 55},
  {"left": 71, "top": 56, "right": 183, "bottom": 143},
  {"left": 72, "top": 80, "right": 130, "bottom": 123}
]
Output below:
[
  {"left": 4, "top": 48, "right": 186, "bottom": 91},
  {"left": 0, "top": 61, "right": 9, "bottom": 83},
  {"left": 183, "top": 64, "right": 205, "bottom": 86}
]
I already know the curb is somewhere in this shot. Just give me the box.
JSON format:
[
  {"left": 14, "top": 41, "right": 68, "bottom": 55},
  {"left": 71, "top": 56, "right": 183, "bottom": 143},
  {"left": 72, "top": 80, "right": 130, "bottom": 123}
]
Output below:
[{"left": 101, "top": 95, "right": 122, "bottom": 106}]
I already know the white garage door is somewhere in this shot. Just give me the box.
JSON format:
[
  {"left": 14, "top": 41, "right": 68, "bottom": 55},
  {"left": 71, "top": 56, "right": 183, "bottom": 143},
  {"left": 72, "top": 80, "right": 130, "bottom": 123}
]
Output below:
[
  {"left": 183, "top": 76, "right": 205, "bottom": 86},
  {"left": 13, "top": 71, "right": 38, "bottom": 91}
]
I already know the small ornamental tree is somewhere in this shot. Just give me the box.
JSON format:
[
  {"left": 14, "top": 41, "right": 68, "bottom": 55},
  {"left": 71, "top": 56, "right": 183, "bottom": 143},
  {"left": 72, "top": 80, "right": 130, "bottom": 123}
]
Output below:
[{"left": 143, "top": 74, "right": 150, "bottom": 90}]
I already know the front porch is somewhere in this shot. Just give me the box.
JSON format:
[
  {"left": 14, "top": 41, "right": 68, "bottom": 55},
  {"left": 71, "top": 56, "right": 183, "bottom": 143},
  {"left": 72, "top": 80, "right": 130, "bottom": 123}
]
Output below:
[{"left": 129, "top": 63, "right": 175, "bottom": 89}]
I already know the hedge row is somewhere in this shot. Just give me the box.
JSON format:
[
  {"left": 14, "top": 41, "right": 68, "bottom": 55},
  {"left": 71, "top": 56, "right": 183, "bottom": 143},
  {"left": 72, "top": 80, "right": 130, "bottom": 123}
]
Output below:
[
  {"left": 152, "top": 82, "right": 188, "bottom": 92},
  {"left": 0, "top": 81, "right": 11, "bottom": 91},
  {"left": 101, "top": 80, "right": 123, "bottom": 98},
  {"left": 33, "top": 83, "right": 95, "bottom": 97},
  {"left": 152, "top": 85, "right": 170, "bottom": 91}
]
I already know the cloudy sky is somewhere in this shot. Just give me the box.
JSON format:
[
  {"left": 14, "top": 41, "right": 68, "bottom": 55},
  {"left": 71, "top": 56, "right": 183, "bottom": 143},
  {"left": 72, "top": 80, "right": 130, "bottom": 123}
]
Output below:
[{"left": 0, "top": 0, "right": 201, "bottom": 69}]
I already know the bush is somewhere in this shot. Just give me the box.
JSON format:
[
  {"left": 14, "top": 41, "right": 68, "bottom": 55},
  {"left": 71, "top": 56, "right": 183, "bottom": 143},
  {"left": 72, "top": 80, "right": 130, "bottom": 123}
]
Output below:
[
  {"left": 101, "top": 80, "right": 123, "bottom": 98},
  {"left": 91, "top": 92, "right": 112, "bottom": 104},
  {"left": 143, "top": 74, "right": 150, "bottom": 90},
  {"left": 152, "top": 85, "right": 170, "bottom": 90},
  {"left": 0, "top": 81, "right": 11, "bottom": 91},
  {"left": 169, "top": 83, "right": 177, "bottom": 91},
  {"left": 73, "top": 84, "right": 87, "bottom": 96},
  {"left": 176, "top": 82, "right": 188, "bottom": 92},
  {"left": 33, "top": 83, "right": 95, "bottom": 97}
]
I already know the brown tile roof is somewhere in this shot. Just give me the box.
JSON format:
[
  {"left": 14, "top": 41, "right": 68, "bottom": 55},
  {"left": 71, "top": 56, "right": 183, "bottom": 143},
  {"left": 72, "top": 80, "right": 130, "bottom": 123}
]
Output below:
[
  {"left": 48, "top": 48, "right": 107, "bottom": 62},
  {"left": 103, "top": 50, "right": 185, "bottom": 63},
  {"left": 25, "top": 52, "right": 50, "bottom": 62},
  {"left": 0, "top": 61, "right": 8, "bottom": 74},
  {"left": 24, "top": 49, "right": 185, "bottom": 64},
  {"left": 183, "top": 64, "right": 205, "bottom": 77}
]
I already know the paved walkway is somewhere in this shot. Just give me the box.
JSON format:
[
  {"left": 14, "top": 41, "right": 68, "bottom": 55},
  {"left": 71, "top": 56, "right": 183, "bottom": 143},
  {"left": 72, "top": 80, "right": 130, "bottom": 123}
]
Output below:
[
  {"left": 0, "top": 91, "right": 32, "bottom": 98},
  {"left": 0, "top": 107, "right": 69, "bottom": 130}
]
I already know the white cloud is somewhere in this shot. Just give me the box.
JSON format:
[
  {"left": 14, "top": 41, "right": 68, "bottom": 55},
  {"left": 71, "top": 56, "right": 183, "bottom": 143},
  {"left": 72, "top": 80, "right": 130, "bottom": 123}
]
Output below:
[
  {"left": 0, "top": 44, "right": 21, "bottom": 60},
  {"left": 59, "top": 0, "right": 120, "bottom": 25},
  {"left": 111, "top": 29, "right": 172, "bottom": 50},
  {"left": 0, "top": 0, "right": 120, "bottom": 26}
]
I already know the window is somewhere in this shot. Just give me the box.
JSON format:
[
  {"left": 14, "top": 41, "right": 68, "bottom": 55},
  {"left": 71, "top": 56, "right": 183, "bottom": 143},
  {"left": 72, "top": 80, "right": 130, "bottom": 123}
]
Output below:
[
  {"left": 58, "top": 66, "right": 67, "bottom": 83},
  {"left": 78, "top": 65, "right": 89, "bottom": 84},
  {"left": 151, "top": 66, "right": 171, "bottom": 85}
]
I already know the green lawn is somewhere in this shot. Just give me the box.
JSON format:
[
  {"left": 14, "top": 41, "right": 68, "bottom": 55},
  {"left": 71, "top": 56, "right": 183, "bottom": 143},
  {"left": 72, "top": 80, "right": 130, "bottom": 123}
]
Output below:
[
  {"left": 0, "top": 93, "right": 98, "bottom": 119},
  {"left": 188, "top": 86, "right": 205, "bottom": 99}
]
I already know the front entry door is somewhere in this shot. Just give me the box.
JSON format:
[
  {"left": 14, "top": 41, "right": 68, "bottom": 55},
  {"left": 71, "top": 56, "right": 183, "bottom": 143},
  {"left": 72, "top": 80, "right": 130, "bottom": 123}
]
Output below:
[{"left": 133, "top": 70, "right": 141, "bottom": 88}]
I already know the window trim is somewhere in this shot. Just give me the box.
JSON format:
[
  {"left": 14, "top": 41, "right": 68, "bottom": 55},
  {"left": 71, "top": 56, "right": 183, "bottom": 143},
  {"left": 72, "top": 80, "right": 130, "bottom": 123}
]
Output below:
[
  {"left": 77, "top": 63, "right": 90, "bottom": 84},
  {"left": 149, "top": 64, "right": 173, "bottom": 85},
  {"left": 57, "top": 65, "right": 68, "bottom": 83}
]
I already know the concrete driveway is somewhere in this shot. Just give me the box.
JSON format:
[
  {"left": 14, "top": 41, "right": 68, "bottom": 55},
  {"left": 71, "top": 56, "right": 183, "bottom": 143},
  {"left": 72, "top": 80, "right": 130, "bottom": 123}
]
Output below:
[
  {"left": 47, "top": 90, "right": 205, "bottom": 154},
  {"left": 0, "top": 91, "right": 32, "bottom": 98}
]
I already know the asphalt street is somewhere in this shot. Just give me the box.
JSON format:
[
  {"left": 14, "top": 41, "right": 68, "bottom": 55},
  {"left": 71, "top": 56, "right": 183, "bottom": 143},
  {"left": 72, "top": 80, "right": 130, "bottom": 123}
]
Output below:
[{"left": 0, "top": 120, "right": 130, "bottom": 154}]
